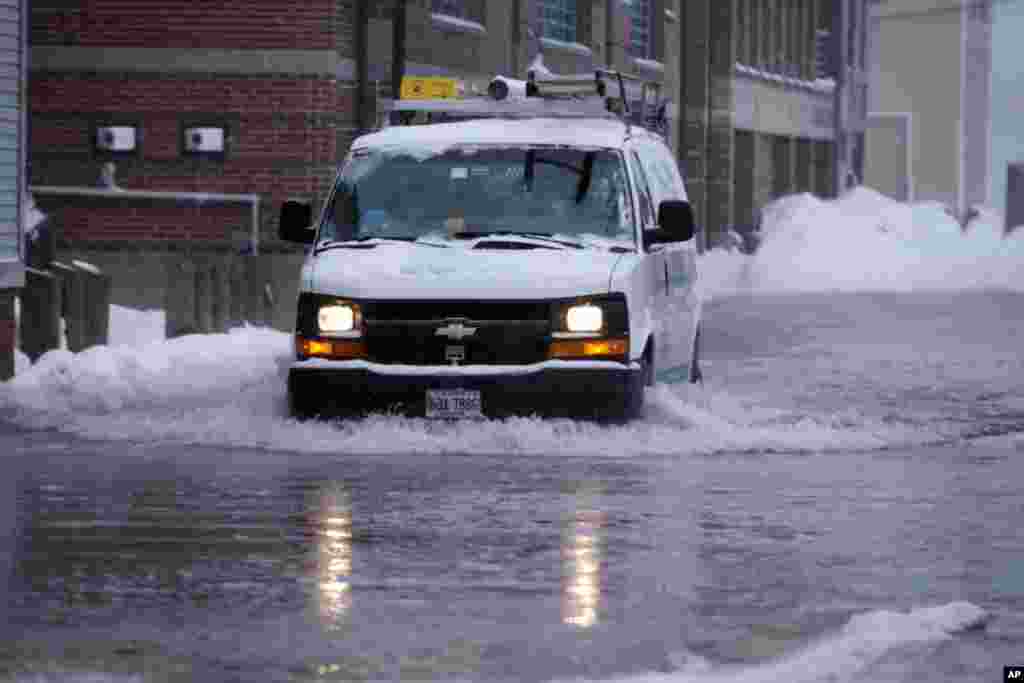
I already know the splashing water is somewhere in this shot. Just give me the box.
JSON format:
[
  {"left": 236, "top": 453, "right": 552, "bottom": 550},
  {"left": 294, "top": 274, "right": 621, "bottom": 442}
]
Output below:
[
  {"left": 2, "top": 190, "right": 1022, "bottom": 455},
  {"left": 701, "top": 188, "right": 1024, "bottom": 301},
  {"left": 571, "top": 601, "right": 988, "bottom": 683}
]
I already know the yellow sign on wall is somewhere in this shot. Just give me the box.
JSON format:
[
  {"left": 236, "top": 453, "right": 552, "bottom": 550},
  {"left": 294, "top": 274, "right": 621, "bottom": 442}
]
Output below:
[{"left": 400, "top": 76, "right": 462, "bottom": 100}]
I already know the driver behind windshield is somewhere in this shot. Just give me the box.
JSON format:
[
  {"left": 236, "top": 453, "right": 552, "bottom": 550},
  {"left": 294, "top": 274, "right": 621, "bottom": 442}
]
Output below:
[{"left": 318, "top": 146, "right": 635, "bottom": 246}]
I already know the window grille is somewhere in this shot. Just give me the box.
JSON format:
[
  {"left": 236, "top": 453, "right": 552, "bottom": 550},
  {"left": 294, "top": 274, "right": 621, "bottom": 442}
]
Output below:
[
  {"left": 624, "top": 0, "right": 653, "bottom": 59},
  {"left": 540, "top": 0, "right": 578, "bottom": 44},
  {"left": 432, "top": 0, "right": 468, "bottom": 20}
]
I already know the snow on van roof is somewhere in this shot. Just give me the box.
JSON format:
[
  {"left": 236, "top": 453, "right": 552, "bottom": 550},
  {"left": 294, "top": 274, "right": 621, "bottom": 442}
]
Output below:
[{"left": 353, "top": 117, "right": 654, "bottom": 153}]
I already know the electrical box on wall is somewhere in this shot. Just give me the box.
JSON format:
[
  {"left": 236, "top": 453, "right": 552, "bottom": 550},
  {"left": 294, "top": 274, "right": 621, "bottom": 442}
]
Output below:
[
  {"left": 95, "top": 126, "right": 137, "bottom": 152},
  {"left": 184, "top": 127, "right": 226, "bottom": 153}
]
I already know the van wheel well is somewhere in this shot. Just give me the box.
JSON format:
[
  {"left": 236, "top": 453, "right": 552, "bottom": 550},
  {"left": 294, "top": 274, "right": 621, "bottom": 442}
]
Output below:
[
  {"left": 642, "top": 337, "right": 655, "bottom": 387},
  {"left": 690, "top": 325, "right": 703, "bottom": 384}
]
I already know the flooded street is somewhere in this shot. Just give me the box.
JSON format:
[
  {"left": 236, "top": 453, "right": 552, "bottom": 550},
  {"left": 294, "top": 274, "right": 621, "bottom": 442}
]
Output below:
[{"left": 2, "top": 291, "right": 1023, "bottom": 682}]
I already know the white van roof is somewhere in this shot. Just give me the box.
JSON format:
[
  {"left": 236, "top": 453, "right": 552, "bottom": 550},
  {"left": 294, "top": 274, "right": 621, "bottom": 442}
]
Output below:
[{"left": 352, "top": 117, "right": 662, "bottom": 153}]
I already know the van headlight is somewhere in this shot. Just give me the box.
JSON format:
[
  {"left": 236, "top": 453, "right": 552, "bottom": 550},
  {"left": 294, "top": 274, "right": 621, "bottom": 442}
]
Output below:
[
  {"left": 566, "top": 303, "right": 603, "bottom": 333},
  {"left": 295, "top": 293, "right": 363, "bottom": 340},
  {"left": 549, "top": 294, "right": 629, "bottom": 360},
  {"left": 318, "top": 304, "right": 357, "bottom": 334},
  {"left": 551, "top": 294, "right": 627, "bottom": 340}
]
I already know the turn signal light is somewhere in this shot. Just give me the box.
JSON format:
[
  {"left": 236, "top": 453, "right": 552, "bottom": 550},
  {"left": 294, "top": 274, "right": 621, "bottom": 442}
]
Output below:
[
  {"left": 548, "top": 337, "right": 628, "bottom": 359},
  {"left": 296, "top": 336, "right": 367, "bottom": 360}
]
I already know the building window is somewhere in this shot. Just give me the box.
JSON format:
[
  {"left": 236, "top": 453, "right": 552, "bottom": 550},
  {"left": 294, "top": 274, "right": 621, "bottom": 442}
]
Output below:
[
  {"left": 540, "top": 0, "right": 578, "bottom": 44},
  {"left": 625, "top": 0, "right": 653, "bottom": 59},
  {"left": 432, "top": 0, "right": 468, "bottom": 19}
]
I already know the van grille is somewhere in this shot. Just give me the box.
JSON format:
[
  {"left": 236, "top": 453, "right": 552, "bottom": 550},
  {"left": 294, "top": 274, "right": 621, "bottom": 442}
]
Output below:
[{"left": 362, "top": 300, "right": 551, "bottom": 365}]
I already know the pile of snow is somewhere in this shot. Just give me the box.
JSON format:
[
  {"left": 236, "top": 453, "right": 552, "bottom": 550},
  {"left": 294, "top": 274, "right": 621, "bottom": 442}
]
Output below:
[
  {"left": 105, "top": 305, "right": 165, "bottom": 348},
  {"left": 13, "top": 304, "right": 165, "bottom": 365},
  {"left": 13, "top": 349, "right": 29, "bottom": 375},
  {"left": 700, "top": 187, "right": 1024, "bottom": 300},
  {"left": 0, "top": 338, "right": 946, "bottom": 456},
  {"left": 4, "top": 327, "right": 288, "bottom": 418},
  {"left": 23, "top": 194, "right": 46, "bottom": 241},
  {"left": 586, "top": 601, "right": 987, "bottom": 683}
]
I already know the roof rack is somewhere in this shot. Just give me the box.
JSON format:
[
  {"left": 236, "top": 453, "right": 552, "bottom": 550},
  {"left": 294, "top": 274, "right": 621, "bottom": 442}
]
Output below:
[
  {"left": 380, "top": 95, "right": 618, "bottom": 124},
  {"left": 526, "top": 68, "right": 666, "bottom": 137},
  {"left": 379, "top": 69, "right": 669, "bottom": 139}
]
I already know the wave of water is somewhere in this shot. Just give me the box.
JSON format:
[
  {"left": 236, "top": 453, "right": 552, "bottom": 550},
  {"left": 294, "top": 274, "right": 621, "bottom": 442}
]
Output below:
[
  {"left": 0, "top": 328, "right": 965, "bottom": 456},
  {"left": 701, "top": 188, "right": 1024, "bottom": 300},
  {"left": 6, "top": 602, "right": 988, "bottom": 683},
  {"left": 3, "top": 189, "right": 1022, "bottom": 454},
  {"left": 577, "top": 601, "right": 988, "bottom": 683}
]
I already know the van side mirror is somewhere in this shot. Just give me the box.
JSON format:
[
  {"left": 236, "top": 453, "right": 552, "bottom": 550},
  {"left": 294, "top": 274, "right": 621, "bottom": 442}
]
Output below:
[
  {"left": 657, "top": 200, "right": 696, "bottom": 242},
  {"left": 279, "top": 200, "right": 315, "bottom": 244}
]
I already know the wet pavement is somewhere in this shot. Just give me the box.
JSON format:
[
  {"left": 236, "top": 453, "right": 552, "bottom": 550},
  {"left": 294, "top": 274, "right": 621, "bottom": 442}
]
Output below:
[{"left": 2, "top": 291, "right": 1023, "bottom": 682}]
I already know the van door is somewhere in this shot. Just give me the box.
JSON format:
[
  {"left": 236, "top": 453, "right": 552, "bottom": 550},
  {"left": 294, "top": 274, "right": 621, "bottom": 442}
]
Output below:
[
  {"left": 626, "top": 148, "right": 669, "bottom": 378},
  {"left": 635, "top": 141, "right": 699, "bottom": 383}
]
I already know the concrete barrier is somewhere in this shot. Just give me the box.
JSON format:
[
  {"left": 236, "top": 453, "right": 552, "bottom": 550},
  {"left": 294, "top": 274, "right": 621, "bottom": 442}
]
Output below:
[
  {"left": 73, "top": 260, "right": 111, "bottom": 349},
  {"left": 0, "top": 291, "right": 15, "bottom": 380},
  {"left": 165, "top": 256, "right": 199, "bottom": 338},
  {"left": 51, "top": 260, "right": 111, "bottom": 352},
  {"left": 165, "top": 253, "right": 291, "bottom": 338},
  {"left": 19, "top": 268, "right": 62, "bottom": 362}
]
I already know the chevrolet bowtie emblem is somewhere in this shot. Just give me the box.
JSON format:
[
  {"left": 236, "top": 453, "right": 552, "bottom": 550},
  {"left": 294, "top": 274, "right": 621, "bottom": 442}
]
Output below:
[{"left": 435, "top": 320, "right": 477, "bottom": 341}]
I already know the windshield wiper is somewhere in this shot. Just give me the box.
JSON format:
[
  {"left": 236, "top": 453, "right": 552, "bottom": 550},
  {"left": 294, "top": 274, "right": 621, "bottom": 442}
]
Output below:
[
  {"left": 315, "top": 236, "right": 448, "bottom": 252},
  {"left": 451, "top": 231, "right": 584, "bottom": 249}
]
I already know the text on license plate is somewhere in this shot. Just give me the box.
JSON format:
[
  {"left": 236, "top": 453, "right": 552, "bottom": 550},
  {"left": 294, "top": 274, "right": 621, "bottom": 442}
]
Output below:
[{"left": 426, "top": 389, "right": 483, "bottom": 419}]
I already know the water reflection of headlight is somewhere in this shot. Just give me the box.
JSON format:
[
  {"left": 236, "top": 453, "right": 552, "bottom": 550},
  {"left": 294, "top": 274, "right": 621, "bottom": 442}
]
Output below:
[
  {"left": 562, "top": 511, "right": 603, "bottom": 628},
  {"left": 316, "top": 493, "right": 353, "bottom": 625}
]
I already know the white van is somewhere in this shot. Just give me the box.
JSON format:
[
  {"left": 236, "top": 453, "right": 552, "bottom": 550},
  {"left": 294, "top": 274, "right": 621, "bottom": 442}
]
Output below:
[{"left": 278, "top": 83, "right": 702, "bottom": 421}]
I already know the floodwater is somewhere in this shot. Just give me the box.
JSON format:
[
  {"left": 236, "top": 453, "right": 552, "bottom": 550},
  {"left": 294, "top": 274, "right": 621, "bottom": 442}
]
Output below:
[{"left": 2, "top": 289, "right": 1022, "bottom": 682}]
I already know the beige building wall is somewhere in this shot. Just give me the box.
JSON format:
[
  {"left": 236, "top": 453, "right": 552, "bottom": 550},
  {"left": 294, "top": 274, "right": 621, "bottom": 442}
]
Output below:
[
  {"left": 367, "top": 0, "right": 839, "bottom": 248},
  {"left": 870, "top": 1, "right": 963, "bottom": 205},
  {"left": 864, "top": 113, "right": 912, "bottom": 200},
  {"left": 728, "top": 0, "right": 834, "bottom": 238}
]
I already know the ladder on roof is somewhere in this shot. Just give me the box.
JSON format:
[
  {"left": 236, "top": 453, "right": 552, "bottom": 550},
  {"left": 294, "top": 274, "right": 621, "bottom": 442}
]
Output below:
[{"left": 378, "top": 68, "right": 670, "bottom": 139}]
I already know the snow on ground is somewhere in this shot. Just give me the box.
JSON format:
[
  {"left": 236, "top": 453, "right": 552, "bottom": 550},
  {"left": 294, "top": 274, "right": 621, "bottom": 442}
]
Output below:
[
  {"left": 580, "top": 601, "right": 987, "bottom": 683},
  {"left": 700, "top": 187, "right": 1024, "bottom": 301},
  {"left": 13, "top": 300, "right": 165, "bottom": 354},
  {"left": 3, "top": 189, "right": 1023, "bottom": 455},
  {"left": 104, "top": 305, "right": 165, "bottom": 348},
  {"left": 0, "top": 328, "right": 976, "bottom": 457},
  {"left": 5, "top": 326, "right": 286, "bottom": 416},
  {"left": 23, "top": 194, "right": 46, "bottom": 241},
  {"left": 14, "top": 349, "right": 29, "bottom": 376}
]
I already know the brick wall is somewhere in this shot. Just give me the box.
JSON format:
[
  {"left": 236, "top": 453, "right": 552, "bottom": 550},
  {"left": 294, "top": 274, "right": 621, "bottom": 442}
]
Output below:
[
  {"left": 30, "top": 73, "right": 343, "bottom": 245},
  {"left": 34, "top": 197, "right": 251, "bottom": 244},
  {"left": 30, "top": 0, "right": 353, "bottom": 247},
  {"left": 31, "top": 0, "right": 338, "bottom": 50},
  {"left": 32, "top": 74, "right": 344, "bottom": 115}
]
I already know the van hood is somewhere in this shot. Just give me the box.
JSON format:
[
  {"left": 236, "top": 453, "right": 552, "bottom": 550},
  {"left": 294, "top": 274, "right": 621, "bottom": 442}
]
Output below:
[{"left": 310, "top": 242, "right": 625, "bottom": 300}]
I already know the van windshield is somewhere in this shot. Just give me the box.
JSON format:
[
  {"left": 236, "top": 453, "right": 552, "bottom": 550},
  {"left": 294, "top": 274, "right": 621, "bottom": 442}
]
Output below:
[{"left": 318, "top": 145, "right": 636, "bottom": 249}]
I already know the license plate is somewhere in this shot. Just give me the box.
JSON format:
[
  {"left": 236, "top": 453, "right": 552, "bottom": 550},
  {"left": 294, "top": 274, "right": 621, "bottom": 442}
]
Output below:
[{"left": 426, "top": 389, "right": 483, "bottom": 419}]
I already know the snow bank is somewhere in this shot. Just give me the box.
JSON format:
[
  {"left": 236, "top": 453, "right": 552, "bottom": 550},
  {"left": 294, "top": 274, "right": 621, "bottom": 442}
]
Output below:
[
  {"left": 579, "top": 601, "right": 987, "bottom": 683},
  {"left": 3, "top": 327, "right": 289, "bottom": 418},
  {"left": 106, "top": 305, "right": 165, "bottom": 348},
  {"left": 23, "top": 194, "right": 46, "bottom": 241},
  {"left": 700, "top": 188, "right": 1024, "bottom": 300},
  {"left": 12, "top": 304, "right": 166, "bottom": 375},
  {"left": 0, "top": 343, "right": 944, "bottom": 456},
  {"left": 4, "top": 291, "right": 931, "bottom": 456},
  {"left": 14, "top": 349, "right": 29, "bottom": 375}
]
